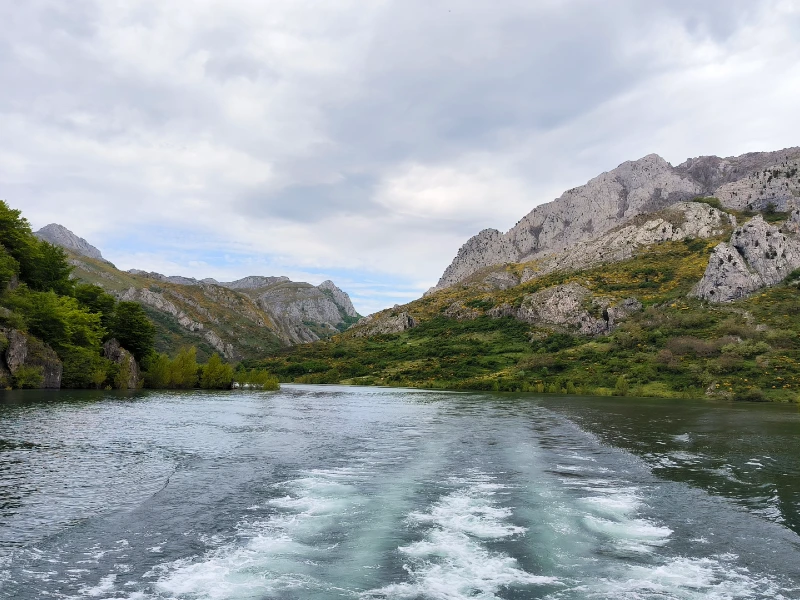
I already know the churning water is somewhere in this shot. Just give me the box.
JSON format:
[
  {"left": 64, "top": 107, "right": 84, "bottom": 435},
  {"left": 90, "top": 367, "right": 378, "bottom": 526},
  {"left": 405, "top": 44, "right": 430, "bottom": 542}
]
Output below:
[{"left": 0, "top": 385, "right": 799, "bottom": 599}]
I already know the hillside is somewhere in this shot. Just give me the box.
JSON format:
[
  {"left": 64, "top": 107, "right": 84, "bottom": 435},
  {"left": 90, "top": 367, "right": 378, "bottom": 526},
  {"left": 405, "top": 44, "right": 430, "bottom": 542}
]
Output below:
[
  {"left": 253, "top": 146, "right": 800, "bottom": 402},
  {"left": 65, "top": 252, "right": 360, "bottom": 362}
]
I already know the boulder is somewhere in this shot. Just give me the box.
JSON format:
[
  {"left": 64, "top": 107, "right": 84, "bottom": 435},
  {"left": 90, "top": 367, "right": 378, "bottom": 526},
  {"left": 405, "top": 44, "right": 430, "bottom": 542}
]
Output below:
[
  {"left": 102, "top": 339, "right": 141, "bottom": 389},
  {"left": 351, "top": 311, "right": 417, "bottom": 337},
  {"left": 0, "top": 328, "right": 62, "bottom": 388}
]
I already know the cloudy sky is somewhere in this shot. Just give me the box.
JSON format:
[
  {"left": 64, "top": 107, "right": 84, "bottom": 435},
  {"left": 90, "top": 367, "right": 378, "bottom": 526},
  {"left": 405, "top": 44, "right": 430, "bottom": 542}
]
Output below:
[{"left": 3, "top": 1, "right": 799, "bottom": 314}]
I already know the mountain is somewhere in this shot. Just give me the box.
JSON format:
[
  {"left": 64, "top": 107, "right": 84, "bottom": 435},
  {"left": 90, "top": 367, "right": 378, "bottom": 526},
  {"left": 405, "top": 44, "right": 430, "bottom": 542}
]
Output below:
[
  {"left": 434, "top": 147, "right": 800, "bottom": 291},
  {"left": 37, "top": 226, "right": 361, "bottom": 360},
  {"left": 254, "top": 146, "right": 800, "bottom": 403},
  {"left": 34, "top": 223, "right": 110, "bottom": 263}
]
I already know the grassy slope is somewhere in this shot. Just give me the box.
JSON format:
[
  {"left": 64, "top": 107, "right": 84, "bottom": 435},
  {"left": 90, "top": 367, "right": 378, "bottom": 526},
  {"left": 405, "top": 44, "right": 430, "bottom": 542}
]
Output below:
[{"left": 250, "top": 235, "right": 800, "bottom": 402}]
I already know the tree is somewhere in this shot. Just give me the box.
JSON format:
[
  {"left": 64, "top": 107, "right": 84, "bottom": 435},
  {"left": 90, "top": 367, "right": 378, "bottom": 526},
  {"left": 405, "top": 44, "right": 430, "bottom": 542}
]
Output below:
[
  {"left": 27, "top": 241, "right": 74, "bottom": 295},
  {"left": 200, "top": 353, "right": 234, "bottom": 389},
  {"left": 143, "top": 353, "right": 171, "bottom": 389},
  {"left": 169, "top": 346, "right": 198, "bottom": 389},
  {"left": 74, "top": 284, "right": 117, "bottom": 331},
  {"left": 111, "top": 301, "right": 155, "bottom": 363}
]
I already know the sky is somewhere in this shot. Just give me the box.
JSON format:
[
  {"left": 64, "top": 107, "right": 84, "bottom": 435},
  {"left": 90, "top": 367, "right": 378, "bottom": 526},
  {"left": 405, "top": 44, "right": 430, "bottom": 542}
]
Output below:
[{"left": 2, "top": 1, "right": 800, "bottom": 315}]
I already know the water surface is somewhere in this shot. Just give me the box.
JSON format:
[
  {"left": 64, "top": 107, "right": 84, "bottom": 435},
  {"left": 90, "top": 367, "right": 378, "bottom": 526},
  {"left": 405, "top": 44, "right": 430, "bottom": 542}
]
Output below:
[{"left": 0, "top": 386, "right": 798, "bottom": 599}]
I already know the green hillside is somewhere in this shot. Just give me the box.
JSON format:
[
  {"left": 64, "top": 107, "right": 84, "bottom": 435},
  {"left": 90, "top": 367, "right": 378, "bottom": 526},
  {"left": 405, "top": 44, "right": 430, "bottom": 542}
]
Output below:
[{"left": 250, "top": 235, "right": 800, "bottom": 402}]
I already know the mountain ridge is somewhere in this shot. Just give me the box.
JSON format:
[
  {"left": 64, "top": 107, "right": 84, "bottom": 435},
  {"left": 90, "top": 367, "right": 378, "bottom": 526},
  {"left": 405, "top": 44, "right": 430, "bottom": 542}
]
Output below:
[
  {"left": 434, "top": 147, "right": 800, "bottom": 291},
  {"left": 35, "top": 224, "right": 362, "bottom": 358}
]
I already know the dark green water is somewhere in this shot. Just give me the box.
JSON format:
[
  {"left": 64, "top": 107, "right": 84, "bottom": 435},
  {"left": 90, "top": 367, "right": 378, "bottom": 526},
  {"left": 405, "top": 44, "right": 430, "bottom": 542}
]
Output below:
[{"left": 0, "top": 385, "right": 798, "bottom": 599}]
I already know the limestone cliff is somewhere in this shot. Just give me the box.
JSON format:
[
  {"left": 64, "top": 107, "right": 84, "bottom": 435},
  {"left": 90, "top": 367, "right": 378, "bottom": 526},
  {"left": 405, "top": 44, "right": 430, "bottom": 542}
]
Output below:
[
  {"left": 435, "top": 147, "right": 800, "bottom": 290},
  {"left": 692, "top": 215, "right": 800, "bottom": 302}
]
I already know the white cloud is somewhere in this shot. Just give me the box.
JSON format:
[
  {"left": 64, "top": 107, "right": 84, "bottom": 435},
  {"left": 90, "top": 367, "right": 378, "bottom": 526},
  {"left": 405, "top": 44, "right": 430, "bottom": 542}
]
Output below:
[{"left": 3, "top": 0, "right": 800, "bottom": 311}]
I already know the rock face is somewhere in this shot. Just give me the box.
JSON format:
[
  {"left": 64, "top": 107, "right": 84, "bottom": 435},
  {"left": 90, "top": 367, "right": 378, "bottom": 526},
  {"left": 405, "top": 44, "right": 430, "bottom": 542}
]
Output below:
[
  {"left": 436, "top": 154, "right": 701, "bottom": 289},
  {"left": 489, "top": 284, "right": 641, "bottom": 335},
  {"left": 121, "top": 269, "right": 360, "bottom": 346},
  {"left": 351, "top": 311, "right": 417, "bottom": 337},
  {"left": 0, "top": 328, "right": 62, "bottom": 388},
  {"left": 692, "top": 215, "right": 800, "bottom": 302},
  {"left": 519, "top": 202, "right": 734, "bottom": 283},
  {"left": 102, "top": 339, "right": 141, "bottom": 389},
  {"left": 435, "top": 147, "right": 800, "bottom": 290},
  {"left": 35, "top": 224, "right": 109, "bottom": 263}
]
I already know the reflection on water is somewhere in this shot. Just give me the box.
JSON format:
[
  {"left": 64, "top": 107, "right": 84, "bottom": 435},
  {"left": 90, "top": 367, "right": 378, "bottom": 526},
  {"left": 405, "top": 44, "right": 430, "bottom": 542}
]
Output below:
[{"left": 0, "top": 386, "right": 798, "bottom": 599}]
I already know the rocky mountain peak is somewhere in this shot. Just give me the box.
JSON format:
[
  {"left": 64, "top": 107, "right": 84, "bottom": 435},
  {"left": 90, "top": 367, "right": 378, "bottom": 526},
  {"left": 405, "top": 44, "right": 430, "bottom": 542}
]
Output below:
[
  {"left": 434, "top": 146, "right": 800, "bottom": 291},
  {"left": 34, "top": 223, "right": 109, "bottom": 263}
]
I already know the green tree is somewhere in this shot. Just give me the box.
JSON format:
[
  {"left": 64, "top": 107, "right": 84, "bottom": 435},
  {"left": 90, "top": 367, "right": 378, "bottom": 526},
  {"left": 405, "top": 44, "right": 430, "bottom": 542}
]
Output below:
[
  {"left": 74, "top": 284, "right": 117, "bottom": 331},
  {"left": 169, "top": 346, "right": 198, "bottom": 389},
  {"left": 27, "top": 241, "right": 74, "bottom": 295},
  {"left": 111, "top": 301, "right": 155, "bottom": 363},
  {"left": 7, "top": 287, "right": 104, "bottom": 352},
  {"left": 614, "top": 376, "right": 629, "bottom": 396},
  {"left": 144, "top": 353, "right": 171, "bottom": 388},
  {"left": 0, "top": 201, "right": 40, "bottom": 282},
  {"left": 200, "top": 353, "right": 234, "bottom": 389},
  {"left": 0, "top": 245, "right": 20, "bottom": 290}
]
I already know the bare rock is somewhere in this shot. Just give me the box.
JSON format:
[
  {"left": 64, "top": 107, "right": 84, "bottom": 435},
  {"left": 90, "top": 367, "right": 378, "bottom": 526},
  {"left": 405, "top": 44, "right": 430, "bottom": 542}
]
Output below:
[
  {"left": 443, "top": 302, "right": 480, "bottom": 321},
  {"left": 730, "top": 215, "right": 800, "bottom": 285},
  {"left": 34, "top": 223, "right": 110, "bottom": 263},
  {"left": 0, "top": 329, "right": 62, "bottom": 388},
  {"left": 434, "top": 154, "right": 700, "bottom": 290},
  {"left": 691, "top": 242, "right": 763, "bottom": 302},
  {"left": 102, "top": 339, "right": 141, "bottom": 389},
  {"left": 351, "top": 311, "right": 417, "bottom": 337}
]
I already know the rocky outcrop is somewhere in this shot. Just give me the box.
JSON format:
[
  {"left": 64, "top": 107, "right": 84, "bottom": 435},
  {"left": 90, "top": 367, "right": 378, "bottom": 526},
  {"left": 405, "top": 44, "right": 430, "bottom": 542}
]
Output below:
[
  {"left": 436, "top": 154, "right": 701, "bottom": 290},
  {"left": 488, "top": 284, "right": 641, "bottom": 335},
  {"left": 435, "top": 147, "right": 800, "bottom": 291},
  {"left": 317, "top": 280, "right": 359, "bottom": 318},
  {"left": 102, "top": 339, "right": 141, "bottom": 389},
  {"left": 351, "top": 311, "right": 417, "bottom": 337},
  {"left": 35, "top": 223, "right": 109, "bottom": 263},
  {"left": 691, "top": 243, "right": 762, "bottom": 302},
  {"left": 0, "top": 328, "right": 62, "bottom": 388},
  {"left": 443, "top": 302, "right": 481, "bottom": 321},
  {"left": 692, "top": 216, "right": 800, "bottom": 302},
  {"left": 219, "top": 275, "right": 291, "bottom": 290},
  {"left": 730, "top": 216, "right": 800, "bottom": 285},
  {"left": 519, "top": 202, "right": 734, "bottom": 283}
]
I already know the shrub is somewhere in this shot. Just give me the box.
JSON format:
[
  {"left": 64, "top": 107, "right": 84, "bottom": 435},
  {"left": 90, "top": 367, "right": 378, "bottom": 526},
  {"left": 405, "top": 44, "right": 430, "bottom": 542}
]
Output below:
[
  {"left": 666, "top": 336, "right": 718, "bottom": 357},
  {"left": 734, "top": 387, "right": 767, "bottom": 402},
  {"left": 169, "top": 346, "right": 199, "bottom": 388},
  {"left": 200, "top": 353, "right": 234, "bottom": 389},
  {"left": 721, "top": 340, "right": 771, "bottom": 358},
  {"left": 613, "top": 376, "right": 629, "bottom": 396},
  {"left": 12, "top": 365, "right": 43, "bottom": 389}
]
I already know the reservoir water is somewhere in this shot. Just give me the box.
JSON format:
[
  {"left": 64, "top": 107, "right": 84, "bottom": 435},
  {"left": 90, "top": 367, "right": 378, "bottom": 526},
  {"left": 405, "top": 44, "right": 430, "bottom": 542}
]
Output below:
[{"left": 1, "top": 385, "right": 799, "bottom": 599}]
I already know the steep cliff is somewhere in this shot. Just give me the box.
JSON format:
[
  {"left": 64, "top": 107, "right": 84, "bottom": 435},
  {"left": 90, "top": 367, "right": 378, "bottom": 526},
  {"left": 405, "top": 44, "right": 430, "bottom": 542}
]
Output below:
[{"left": 435, "top": 147, "right": 800, "bottom": 290}]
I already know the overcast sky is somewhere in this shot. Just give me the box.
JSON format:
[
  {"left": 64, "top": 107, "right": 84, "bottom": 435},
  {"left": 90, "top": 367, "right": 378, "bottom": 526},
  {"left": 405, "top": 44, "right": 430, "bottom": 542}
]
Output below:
[{"left": 3, "top": 1, "right": 800, "bottom": 314}]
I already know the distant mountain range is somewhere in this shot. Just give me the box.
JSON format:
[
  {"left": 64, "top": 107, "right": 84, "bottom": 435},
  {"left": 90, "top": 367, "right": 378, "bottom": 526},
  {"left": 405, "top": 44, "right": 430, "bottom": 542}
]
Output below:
[{"left": 35, "top": 224, "right": 361, "bottom": 361}]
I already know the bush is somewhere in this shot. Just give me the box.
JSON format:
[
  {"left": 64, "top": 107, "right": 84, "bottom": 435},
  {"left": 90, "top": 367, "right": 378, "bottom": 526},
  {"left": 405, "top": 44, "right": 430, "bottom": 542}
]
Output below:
[
  {"left": 721, "top": 340, "right": 771, "bottom": 358},
  {"left": 12, "top": 365, "right": 43, "bottom": 389},
  {"left": 666, "top": 336, "right": 718, "bottom": 357},
  {"left": 734, "top": 387, "right": 768, "bottom": 402},
  {"left": 200, "top": 353, "right": 234, "bottom": 389},
  {"left": 169, "top": 346, "right": 199, "bottom": 389},
  {"left": 614, "top": 376, "right": 629, "bottom": 396}
]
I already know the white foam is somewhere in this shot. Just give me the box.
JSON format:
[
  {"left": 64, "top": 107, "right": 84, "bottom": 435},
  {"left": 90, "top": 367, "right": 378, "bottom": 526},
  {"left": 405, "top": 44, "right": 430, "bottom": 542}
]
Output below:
[
  {"left": 152, "top": 466, "right": 365, "bottom": 599},
  {"left": 556, "top": 555, "right": 793, "bottom": 599},
  {"left": 364, "top": 474, "right": 557, "bottom": 599}
]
